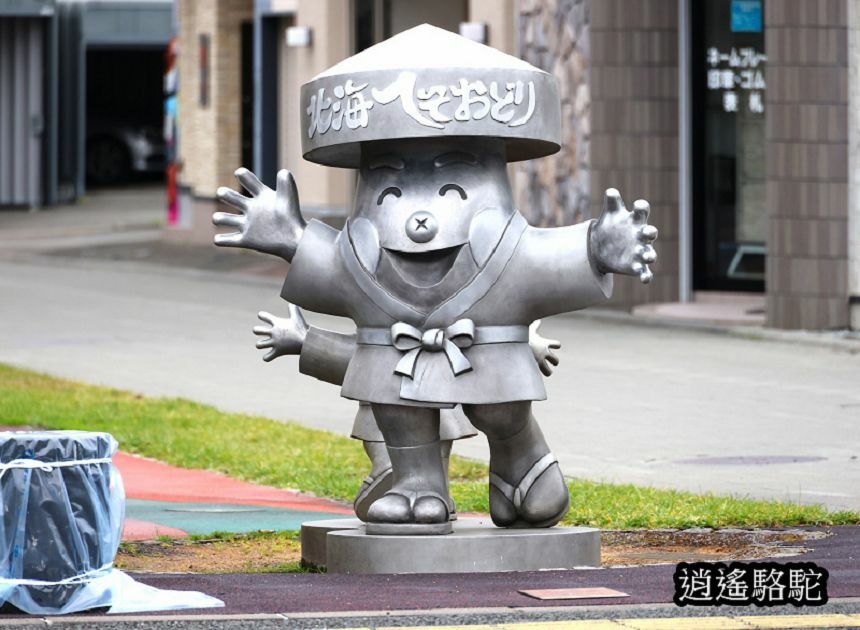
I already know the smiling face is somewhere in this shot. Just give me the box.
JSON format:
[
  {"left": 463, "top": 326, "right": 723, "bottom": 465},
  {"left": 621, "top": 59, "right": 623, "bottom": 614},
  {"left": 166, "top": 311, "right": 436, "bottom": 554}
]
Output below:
[{"left": 352, "top": 137, "right": 515, "bottom": 255}]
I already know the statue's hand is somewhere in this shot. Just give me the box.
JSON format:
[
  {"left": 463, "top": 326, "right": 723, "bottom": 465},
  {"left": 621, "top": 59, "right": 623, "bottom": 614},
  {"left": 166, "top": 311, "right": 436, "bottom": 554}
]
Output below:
[
  {"left": 253, "top": 305, "right": 308, "bottom": 362},
  {"left": 589, "top": 188, "right": 658, "bottom": 284},
  {"left": 213, "top": 168, "right": 306, "bottom": 261},
  {"left": 529, "top": 320, "right": 561, "bottom": 377}
]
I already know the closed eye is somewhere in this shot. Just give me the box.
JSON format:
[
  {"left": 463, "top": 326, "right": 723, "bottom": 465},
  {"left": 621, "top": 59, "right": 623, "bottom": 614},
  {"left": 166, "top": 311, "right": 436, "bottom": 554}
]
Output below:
[
  {"left": 439, "top": 184, "right": 467, "bottom": 200},
  {"left": 376, "top": 187, "right": 402, "bottom": 205}
]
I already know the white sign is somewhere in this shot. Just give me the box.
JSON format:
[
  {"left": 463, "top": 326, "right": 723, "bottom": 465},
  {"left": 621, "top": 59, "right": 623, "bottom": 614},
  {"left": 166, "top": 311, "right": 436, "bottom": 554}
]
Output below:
[{"left": 706, "top": 46, "right": 767, "bottom": 115}]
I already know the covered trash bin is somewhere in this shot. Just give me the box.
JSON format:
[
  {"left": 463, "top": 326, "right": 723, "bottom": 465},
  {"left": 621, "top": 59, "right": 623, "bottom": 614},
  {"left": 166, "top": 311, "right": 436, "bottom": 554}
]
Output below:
[{"left": 0, "top": 430, "right": 223, "bottom": 615}]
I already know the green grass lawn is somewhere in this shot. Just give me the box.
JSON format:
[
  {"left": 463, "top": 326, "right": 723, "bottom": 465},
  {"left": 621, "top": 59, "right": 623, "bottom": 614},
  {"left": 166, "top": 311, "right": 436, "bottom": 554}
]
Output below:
[{"left": 1, "top": 363, "right": 857, "bottom": 529}]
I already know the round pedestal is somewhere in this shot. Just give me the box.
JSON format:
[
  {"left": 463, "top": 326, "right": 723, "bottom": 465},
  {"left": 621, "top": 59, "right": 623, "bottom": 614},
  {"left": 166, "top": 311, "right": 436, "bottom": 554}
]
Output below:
[{"left": 301, "top": 517, "right": 601, "bottom": 574}]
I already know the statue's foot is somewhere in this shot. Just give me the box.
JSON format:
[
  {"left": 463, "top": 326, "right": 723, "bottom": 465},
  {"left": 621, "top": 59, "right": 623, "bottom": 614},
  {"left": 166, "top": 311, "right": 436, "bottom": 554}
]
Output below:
[
  {"left": 488, "top": 453, "right": 569, "bottom": 528},
  {"left": 353, "top": 467, "right": 393, "bottom": 522},
  {"left": 365, "top": 489, "right": 452, "bottom": 535},
  {"left": 363, "top": 438, "right": 453, "bottom": 535}
]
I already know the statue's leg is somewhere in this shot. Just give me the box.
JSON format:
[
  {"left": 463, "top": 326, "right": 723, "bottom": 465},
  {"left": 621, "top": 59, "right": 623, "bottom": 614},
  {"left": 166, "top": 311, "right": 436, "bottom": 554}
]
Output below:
[
  {"left": 438, "top": 404, "right": 477, "bottom": 520},
  {"left": 463, "top": 402, "right": 569, "bottom": 528},
  {"left": 439, "top": 439, "right": 455, "bottom": 519},
  {"left": 366, "top": 403, "right": 451, "bottom": 535},
  {"left": 351, "top": 402, "right": 393, "bottom": 522}
]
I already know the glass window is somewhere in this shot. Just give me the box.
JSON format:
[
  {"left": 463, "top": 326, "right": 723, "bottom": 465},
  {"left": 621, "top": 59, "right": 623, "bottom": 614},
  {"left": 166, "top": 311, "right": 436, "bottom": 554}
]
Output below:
[{"left": 692, "top": 0, "right": 766, "bottom": 291}]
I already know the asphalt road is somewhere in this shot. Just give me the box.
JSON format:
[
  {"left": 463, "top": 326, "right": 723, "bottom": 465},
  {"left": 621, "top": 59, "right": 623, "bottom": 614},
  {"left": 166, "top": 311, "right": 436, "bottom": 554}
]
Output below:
[
  {"left": 0, "top": 249, "right": 858, "bottom": 511},
  {"left": 0, "top": 188, "right": 859, "bottom": 628}
]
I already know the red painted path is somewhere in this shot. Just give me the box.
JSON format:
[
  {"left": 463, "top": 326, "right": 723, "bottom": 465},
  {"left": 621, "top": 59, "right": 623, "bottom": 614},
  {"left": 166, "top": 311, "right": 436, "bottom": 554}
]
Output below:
[{"left": 114, "top": 452, "right": 352, "bottom": 541}]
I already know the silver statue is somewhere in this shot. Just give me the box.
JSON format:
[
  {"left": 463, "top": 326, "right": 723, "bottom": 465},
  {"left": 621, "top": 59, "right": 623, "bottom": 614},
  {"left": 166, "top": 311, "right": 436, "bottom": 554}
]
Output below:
[
  {"left": 213, "top": 25, "right": 656, "bottom": 535},
  {"left": 254, "top": 307, "right": 561, "bottom": 521}
]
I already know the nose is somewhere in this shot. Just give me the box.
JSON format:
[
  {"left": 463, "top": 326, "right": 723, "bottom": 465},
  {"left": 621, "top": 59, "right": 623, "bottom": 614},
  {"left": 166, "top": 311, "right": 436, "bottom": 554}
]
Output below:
[{"left": 405, "top": 211, "right": 438, "bottom": 243}]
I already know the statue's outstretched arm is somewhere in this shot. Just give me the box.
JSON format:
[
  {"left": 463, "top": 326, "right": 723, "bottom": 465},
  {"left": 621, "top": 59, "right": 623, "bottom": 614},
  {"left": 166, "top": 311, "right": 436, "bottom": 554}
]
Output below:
[
  {"left": 213, "top": 168, "right": 306, "bottom": 262},
  {"left": 588, "top": 188, "right": 658, "bottom": 284},
  {"left": 253, "top": 305, "right": 310, "bottom": 362},
  {"left": 253, "top": 306, "right": 355, "bottom": 386},
  {"left": 528, "top": 320, "right": 561, "bottom": 377}
]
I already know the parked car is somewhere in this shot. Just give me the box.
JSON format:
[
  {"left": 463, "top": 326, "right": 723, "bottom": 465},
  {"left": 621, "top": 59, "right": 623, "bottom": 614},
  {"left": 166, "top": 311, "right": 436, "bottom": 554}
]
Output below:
[{"left": 86, "top": 121, "right": 166, "bottom": 185}]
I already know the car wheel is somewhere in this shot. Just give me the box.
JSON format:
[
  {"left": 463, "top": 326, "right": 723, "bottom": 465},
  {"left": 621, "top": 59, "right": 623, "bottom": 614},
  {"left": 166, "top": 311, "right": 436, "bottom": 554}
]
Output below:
[{"left": 86, "top": 137, "right": 131, "bottom": 185}]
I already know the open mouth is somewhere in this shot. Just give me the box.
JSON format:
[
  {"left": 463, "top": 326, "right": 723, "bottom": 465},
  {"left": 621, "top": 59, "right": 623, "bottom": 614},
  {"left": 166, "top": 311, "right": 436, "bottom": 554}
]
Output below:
[{"left": 384, "top": 245, "right": 463, "bottom": 287}]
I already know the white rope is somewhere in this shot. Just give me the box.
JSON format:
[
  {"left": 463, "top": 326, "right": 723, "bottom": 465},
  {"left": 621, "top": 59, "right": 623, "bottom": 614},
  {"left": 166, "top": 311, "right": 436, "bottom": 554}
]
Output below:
[
  {"left": 0, "top": 563, "right": 114, "bottom": 587},
  {"left": 0, "top": 456, "right": 114, "bottom": 483}
]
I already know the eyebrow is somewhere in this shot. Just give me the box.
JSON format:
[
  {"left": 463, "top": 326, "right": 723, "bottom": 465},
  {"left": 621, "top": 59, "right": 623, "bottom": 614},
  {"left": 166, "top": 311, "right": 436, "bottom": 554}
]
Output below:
[
  {"left": 434, "top": 151, "right": 478, "bottom": 168},
  {"left": 368, "top": 155, "right": 405, "bottom": 170}
]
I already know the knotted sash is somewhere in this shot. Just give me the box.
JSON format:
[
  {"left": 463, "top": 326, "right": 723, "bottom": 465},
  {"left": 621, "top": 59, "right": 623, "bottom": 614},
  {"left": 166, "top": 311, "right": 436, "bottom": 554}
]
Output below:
[{"left": 357, "top": 319, "right": 528, "bottom": 378}]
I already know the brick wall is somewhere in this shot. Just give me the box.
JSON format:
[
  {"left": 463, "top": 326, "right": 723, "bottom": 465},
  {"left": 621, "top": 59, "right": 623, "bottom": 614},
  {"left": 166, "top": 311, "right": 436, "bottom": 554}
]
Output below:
[
  {"left": 517, "top": 0, "right": 679, "bottom": 309},
  {"left": 765, "top": 0, "right": 850, "bottom": 329},
  {"left": 176, "top": 0, "right": 252, "bottom": 199},
  {"left": 588, "top": 0, "right": 680, "bottom": 307}
]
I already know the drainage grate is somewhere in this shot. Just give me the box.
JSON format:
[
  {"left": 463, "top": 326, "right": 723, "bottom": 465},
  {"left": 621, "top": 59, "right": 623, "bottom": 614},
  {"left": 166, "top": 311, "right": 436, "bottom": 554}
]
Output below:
[{"left": 675, "top": 455, "right": 826, "bottom": 466}]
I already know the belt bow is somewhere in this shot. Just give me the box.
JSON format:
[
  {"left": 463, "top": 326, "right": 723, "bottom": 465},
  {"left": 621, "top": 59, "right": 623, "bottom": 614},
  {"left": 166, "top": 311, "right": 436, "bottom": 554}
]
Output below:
[{"left": 391, "top": 319, "right": 475, "bottom": 378}]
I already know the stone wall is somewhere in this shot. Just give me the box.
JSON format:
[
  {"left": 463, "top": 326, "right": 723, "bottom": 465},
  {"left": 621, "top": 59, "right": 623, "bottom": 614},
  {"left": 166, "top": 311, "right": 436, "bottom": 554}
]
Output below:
[
  {"left": 516, "top": 0, "right": 591, "bottom": 228},
  {"left": 765, "top": 0, "right": 850, "bottom": 329},
  {"left": 518, "top": 0, "right": 680, "bottom": 308}
]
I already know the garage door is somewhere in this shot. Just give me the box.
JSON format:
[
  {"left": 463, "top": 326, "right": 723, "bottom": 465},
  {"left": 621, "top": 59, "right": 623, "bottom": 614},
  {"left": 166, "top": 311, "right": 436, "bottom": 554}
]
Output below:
[{"left": 0, "top": 17, "right": 44, "bottom": 207}]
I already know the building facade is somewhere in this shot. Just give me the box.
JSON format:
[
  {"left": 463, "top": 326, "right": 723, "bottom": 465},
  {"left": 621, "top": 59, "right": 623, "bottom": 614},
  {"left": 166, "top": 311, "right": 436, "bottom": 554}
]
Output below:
[
  {"left": 0, "top": 0, "right": 172, "bottom": 207},
  {"left": 172, "top": 0, "right": 860, "bottom": 331}
]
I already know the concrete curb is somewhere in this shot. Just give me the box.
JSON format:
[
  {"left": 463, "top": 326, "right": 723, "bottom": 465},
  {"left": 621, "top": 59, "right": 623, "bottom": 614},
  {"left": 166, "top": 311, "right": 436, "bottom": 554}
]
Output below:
[
  {"left": 2, "top": 599, "right": 860, "bottom": 628},
  {"left": 571, "top": 308, "right": 860, "bottom": 354}
]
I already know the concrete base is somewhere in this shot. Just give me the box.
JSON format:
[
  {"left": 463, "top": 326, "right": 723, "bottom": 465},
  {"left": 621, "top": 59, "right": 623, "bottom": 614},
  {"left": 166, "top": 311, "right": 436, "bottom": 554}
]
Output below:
[
  {"left": 300, "top": 518, "right": 364, "bottom": 569},
  {"left": 301, "top": 517, "right": 601, "bottom": 574}
]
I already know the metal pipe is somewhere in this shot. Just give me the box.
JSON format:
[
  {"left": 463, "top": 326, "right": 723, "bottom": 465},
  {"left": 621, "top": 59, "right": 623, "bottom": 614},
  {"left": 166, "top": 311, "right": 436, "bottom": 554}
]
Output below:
[
  {"left": 848, "top": 0, "right": 860, "bottom": 329},
  {"left": 677, "top": 0, "right": 693, "bottom": 303}
]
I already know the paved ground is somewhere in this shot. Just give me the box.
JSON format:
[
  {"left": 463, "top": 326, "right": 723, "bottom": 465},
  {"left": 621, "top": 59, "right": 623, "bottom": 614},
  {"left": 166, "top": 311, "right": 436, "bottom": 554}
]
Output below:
[
  {"left": 0, "top": 208, "right": 857, "bottom": 510},
  {"left": 5, "top": 608, "right": 860, "bottom": 628},
  {"left": 1, "top": 187, "right": 860, "bottom": 627},
  {"left": 115, "top": 451, "right": 351, "bottom": 540},
  {"left": 127, "top": 526, "right": 860, "bottom": 614}
]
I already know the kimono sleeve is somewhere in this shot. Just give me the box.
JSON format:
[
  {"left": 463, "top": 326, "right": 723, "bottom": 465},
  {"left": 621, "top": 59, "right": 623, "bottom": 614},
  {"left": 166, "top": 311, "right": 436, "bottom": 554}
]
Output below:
[
  {"left": 299, "top": 327, "right": 356, "bottom": 386},
  {"left": 280, "top": 219, "right": 352, "bottom": 317},
  {"left": 511, "top": 220, "right": 613, "bottom": 320}
]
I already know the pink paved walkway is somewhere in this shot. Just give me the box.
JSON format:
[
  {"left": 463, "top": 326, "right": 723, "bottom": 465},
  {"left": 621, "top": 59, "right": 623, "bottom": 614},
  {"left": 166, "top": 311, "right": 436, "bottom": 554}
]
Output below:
[
  {"left": 123, "top": 519, "right": 188, "bottom": 541},
  {"left": 114, "top": 451, "right": 352, "bottom": 541}
]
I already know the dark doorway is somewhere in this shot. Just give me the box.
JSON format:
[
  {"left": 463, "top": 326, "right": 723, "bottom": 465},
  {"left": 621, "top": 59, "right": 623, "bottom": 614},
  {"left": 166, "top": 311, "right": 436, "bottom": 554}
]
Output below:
[
  {"left": 85, "top": 46, "right": 165, "bottom": 186},
  {"left": 691, "top": 0, "right": 766, "bottom": 292},
  {"left": 256, "top": 16, "right": 280, "bottom": 187},
  {"left": 241, "top": 21, "right": 254, "bottom": 170}
]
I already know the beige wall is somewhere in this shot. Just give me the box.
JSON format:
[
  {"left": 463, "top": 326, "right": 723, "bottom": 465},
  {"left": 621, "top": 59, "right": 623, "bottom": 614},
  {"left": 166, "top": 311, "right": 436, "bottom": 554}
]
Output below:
[
  {"left": 174, "top": 0, "right": 353, "bottom": 241},
  {"left": 469, "top": 0, "right": 516, "bottom": 54},
  {"left": 278, "top": 0, "right": 353, "bottom": 214},
  {"left": 176, "top": 0, "right": 253, "bottom": 199}
]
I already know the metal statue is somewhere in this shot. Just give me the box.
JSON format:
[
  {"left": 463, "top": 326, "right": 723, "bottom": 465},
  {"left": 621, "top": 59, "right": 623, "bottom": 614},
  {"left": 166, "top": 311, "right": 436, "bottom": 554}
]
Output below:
[
  {"left": 254, "top": 307, "right": 561, "bottom": 521},
  {"left": 213, "top": 24, "right": 657, "bottom": 535}
]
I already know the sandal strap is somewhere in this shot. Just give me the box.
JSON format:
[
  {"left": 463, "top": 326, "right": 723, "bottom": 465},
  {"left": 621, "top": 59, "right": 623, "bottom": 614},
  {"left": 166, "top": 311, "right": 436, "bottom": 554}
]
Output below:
[
  {"left": 489, "top": 453, "right": 558, "bottom": 510},
  {"left": 355, "top": 468, "right": 393, "bottom": 503}
]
